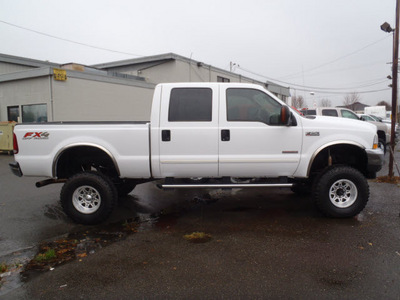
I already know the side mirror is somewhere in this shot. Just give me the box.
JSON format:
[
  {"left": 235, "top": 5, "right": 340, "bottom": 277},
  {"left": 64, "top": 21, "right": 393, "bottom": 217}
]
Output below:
[{"left": 280, "top": 106, "right": 291, "bottom": 125}]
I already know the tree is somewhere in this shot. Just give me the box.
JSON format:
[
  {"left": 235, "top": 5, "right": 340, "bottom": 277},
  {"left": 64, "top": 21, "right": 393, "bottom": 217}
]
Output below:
[
  {"left": 343, "top": 92, "right": 361, "bottom": 110},
  {"left": 291, "top": 95, "right": 305, "bottom": 109},
  {"left": 376, "top": 101, "right": 391, "bottom": 110},
  {"left": 320, "top": 99, "right": 332, "bottom": 107}
]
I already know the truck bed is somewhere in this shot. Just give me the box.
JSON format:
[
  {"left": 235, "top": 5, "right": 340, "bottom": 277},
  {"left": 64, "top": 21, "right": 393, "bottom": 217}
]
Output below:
[{"left": 13, "top": 122, "right": 152, "bottom": 178}]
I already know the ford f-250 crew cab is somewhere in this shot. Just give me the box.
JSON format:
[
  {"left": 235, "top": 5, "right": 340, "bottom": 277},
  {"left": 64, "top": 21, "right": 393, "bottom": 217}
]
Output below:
[{"left": 9, "top": 83, "right": 384, "bottom": 224}]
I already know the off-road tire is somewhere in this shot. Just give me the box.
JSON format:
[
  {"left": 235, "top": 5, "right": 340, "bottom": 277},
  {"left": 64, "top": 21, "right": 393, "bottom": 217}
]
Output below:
[
  {"left": 313, "top": 166, "right": 369, "bottom": 218},
  {"left": 60, "top": 172, "right": 117, "bottom": 225}
]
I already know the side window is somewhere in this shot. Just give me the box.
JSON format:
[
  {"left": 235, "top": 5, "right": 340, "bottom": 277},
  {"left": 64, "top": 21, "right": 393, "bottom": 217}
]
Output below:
[
  {"left": 226, "top": 88, "right": 282, "bottom": 125},
  {"left": 303, "top": 109, "right": 316, "bottom": 116},
  {"left": 168, "top": 88, "right": 212, "bottom": 122},
  {"left": 361, "top": 115, "right": 373, "bottom": 121},
  {"left": 322, "top": 109, "right": 338, "bottom": 117},
  {"left": 341, "top": 110, "right": 359, "bottom": 120}
]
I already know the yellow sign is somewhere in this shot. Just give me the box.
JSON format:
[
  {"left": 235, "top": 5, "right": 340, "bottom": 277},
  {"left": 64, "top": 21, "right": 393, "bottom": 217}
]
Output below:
[{"left": 53, "top": 68, "right": 67, "bottom": 81}]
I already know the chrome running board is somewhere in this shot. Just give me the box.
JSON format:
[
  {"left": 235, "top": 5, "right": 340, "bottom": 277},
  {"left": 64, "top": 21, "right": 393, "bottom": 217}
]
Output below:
[{"left": 159, "top": 183, "right": 293, "bottom": 189}]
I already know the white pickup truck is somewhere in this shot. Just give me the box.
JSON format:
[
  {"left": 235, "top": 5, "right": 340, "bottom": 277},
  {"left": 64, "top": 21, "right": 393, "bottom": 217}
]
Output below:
[{"left": 9, "top": 83, "right": 384, "bottom": 224}]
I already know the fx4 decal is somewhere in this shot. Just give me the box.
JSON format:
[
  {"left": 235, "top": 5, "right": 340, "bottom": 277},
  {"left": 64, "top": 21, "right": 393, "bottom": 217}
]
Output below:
[{"left": 23, "top": 132, "right": 50, "bottom": 140}]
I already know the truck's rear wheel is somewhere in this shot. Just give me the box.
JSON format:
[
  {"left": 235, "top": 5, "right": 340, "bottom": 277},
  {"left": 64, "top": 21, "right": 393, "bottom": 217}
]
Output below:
[
  {"left": 60, "top": 172, "right": 117, "bottom": 224},
  {"left": 313, "top": 166, "right": 369, "bottom": 218}
]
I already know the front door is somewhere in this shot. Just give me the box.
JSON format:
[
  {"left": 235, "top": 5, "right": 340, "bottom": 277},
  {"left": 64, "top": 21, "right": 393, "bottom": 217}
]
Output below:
[{"left": 218, "top": 86, "right": 302, "bottom": 177}]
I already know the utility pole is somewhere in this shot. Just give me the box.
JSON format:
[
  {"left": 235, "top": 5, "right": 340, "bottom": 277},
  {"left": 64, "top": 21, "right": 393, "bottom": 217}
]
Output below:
[
  {"left": 389, "top": 0, "right": 400, "bottom": 178},
  {"left": 230, "top": 62, "right": 239, "bottom": 72},
  {"left": 382, "top": 0, "right": 400, "bottom": 178}
]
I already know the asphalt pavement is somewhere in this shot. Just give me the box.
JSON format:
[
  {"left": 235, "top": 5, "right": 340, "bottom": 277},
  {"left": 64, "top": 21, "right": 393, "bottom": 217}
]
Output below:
[{"left": 1, "top": 146, "right": 400, "bottom": 299}]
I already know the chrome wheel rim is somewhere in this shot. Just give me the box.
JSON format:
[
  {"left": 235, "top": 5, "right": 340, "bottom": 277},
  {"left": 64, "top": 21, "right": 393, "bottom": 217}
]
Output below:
[
  {"left": 72, "top": 185, "right": 101, "bottom": 214},
  {"left": 329, "top": 179, "right": 358, "bottom": 208}
]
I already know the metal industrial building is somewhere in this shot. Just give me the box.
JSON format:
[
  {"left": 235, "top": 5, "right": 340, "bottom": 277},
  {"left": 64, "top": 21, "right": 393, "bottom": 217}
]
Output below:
[{"left": 0, "top": 52, "right": 290, "bottom": 122}]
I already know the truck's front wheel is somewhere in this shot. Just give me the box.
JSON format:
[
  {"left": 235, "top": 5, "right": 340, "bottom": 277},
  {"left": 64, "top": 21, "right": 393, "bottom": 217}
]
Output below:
[
  {"left": 60, "top": 172, "right": 117, "bottom": 224},
  {"left": 313, "top": 166, "right": 369, "bottom": 218}
]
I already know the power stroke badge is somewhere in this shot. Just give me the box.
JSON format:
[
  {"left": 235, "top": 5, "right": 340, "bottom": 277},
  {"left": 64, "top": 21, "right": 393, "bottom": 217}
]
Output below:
[{"left": 306, "top": 132, "right": 320, "bottom": 137}]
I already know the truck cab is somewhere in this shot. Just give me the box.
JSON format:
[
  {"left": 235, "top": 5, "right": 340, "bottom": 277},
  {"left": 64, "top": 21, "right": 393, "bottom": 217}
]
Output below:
[{"left": 150, "top": 83, "right": 300, "bottom": 179}]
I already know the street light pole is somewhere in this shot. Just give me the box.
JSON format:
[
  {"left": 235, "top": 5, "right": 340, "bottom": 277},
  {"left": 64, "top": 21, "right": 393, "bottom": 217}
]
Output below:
[{"left": 389, "top": 0, "right": 400, "bottom": 178}]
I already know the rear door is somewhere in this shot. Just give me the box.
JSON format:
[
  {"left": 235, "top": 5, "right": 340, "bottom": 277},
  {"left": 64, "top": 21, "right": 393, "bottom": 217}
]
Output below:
[{"left": 158, "top": 84, "right": 219, "bottom": 178}]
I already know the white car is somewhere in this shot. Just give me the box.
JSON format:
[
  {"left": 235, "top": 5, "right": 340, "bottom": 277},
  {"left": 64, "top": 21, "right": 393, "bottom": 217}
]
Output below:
[{"left": 359, "top": 113, "right": 398, "bottom": 137}]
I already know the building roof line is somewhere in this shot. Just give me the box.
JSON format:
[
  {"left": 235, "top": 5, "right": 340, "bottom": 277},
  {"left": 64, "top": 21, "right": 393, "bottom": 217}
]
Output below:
[
  {"left": 0, "top": 52, "right": 290, "bottom": 97},
  {"left": 0, "top": 53, "right": 60, "bottom": 68},
  {"left": 0, "top": 67, "right": 52, "bottom": 82},
  {"left": 0, "top": 66, "right": 154, "bottom": 89},
  {"left": 92, "top": 52, "right": 291, "bottom": 97},
  {"left": 91, "top": 53, "right": 176, "bottom": 69}
]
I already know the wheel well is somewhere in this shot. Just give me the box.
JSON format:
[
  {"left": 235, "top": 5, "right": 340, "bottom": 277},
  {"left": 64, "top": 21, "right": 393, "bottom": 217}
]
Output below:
[
  {"left": 54, "top": 146, "right": 119, "bottom": 179},
  {"left": 309, "top": 144, "right": 368, "bottom": 178},
  {"left": 377, "top": 130, "right": 386, "bottom": 143}
]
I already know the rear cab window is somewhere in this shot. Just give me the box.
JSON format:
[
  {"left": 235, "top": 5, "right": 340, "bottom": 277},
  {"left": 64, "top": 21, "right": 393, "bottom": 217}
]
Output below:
[
  {"left": 302, "top": 109, "right": 316, "bottom": 116},
  {"left": 321, "top": 109, "right": 339, "bottom": 117}
]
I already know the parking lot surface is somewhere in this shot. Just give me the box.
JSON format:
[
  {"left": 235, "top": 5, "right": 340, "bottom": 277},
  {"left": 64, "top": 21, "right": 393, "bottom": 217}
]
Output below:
[{"left": 1, "top": 147, "right": 400, "bottom": 299}]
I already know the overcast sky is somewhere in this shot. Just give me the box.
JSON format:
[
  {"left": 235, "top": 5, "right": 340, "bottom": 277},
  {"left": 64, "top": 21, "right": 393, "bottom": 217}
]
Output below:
[{"left": 0, "top": 0, "right": 397, "bottom": 107}]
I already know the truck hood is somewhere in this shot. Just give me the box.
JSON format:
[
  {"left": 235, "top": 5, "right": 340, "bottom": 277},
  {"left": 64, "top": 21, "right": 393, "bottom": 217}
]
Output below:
[
  {"left": 302, "top": 115, "right": 376, "bottom": 129},
  {"left": 366, "top": 121, "right": 388, "bottom": 133},
  {"left": 297, "top": 115, "right": 377, "bottom": 149},
  {"left": 300, "top": 115, "right": 377, "bottom": 136}
]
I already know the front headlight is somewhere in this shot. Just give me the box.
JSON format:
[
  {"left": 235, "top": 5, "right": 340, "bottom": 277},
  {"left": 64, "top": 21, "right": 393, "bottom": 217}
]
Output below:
[{"left": 373, "top": 134, "right": 379, "bottom": 149}]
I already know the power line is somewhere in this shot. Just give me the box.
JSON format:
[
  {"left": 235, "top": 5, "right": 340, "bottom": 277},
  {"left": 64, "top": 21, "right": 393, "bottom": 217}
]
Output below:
[
  {"left": 279, "top": 35, "right": 391, "bottom": 80},
  {"left": 296, "top": 60, "right": 387, "bottom": 80},
  {"left": 0, "top": 19, "right": 143, "bottom": 57},
  {"left": 291, "top": 87, "right": 390, "bottom": 95},
  {"left": 238, "top": 66, "right": 390, "bottom": 93}
]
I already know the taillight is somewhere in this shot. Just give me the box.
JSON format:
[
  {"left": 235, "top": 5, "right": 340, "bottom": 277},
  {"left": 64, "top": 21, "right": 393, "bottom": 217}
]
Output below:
[{"left": 13, "top": 133, "right": 19, "bottom": 154}]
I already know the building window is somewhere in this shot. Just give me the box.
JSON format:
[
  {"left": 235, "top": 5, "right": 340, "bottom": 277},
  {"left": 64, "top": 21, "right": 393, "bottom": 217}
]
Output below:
[
  {"left": 168, "top": 88, "right": 212, "bottom": 122},
  {"left": 22, "top": 104, "right": 48, "bottom": 123},
  {"left": 217, "top": 76, "right": 230, "bottom": 82},
  {"left": 7, "top": 106, "right": 19, "bottom": 122}
]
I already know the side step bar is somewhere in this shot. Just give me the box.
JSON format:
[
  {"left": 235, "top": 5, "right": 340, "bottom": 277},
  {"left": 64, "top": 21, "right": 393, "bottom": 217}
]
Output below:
[{"left": 159, "top": 183, "right": 293, "bottom": 189}]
